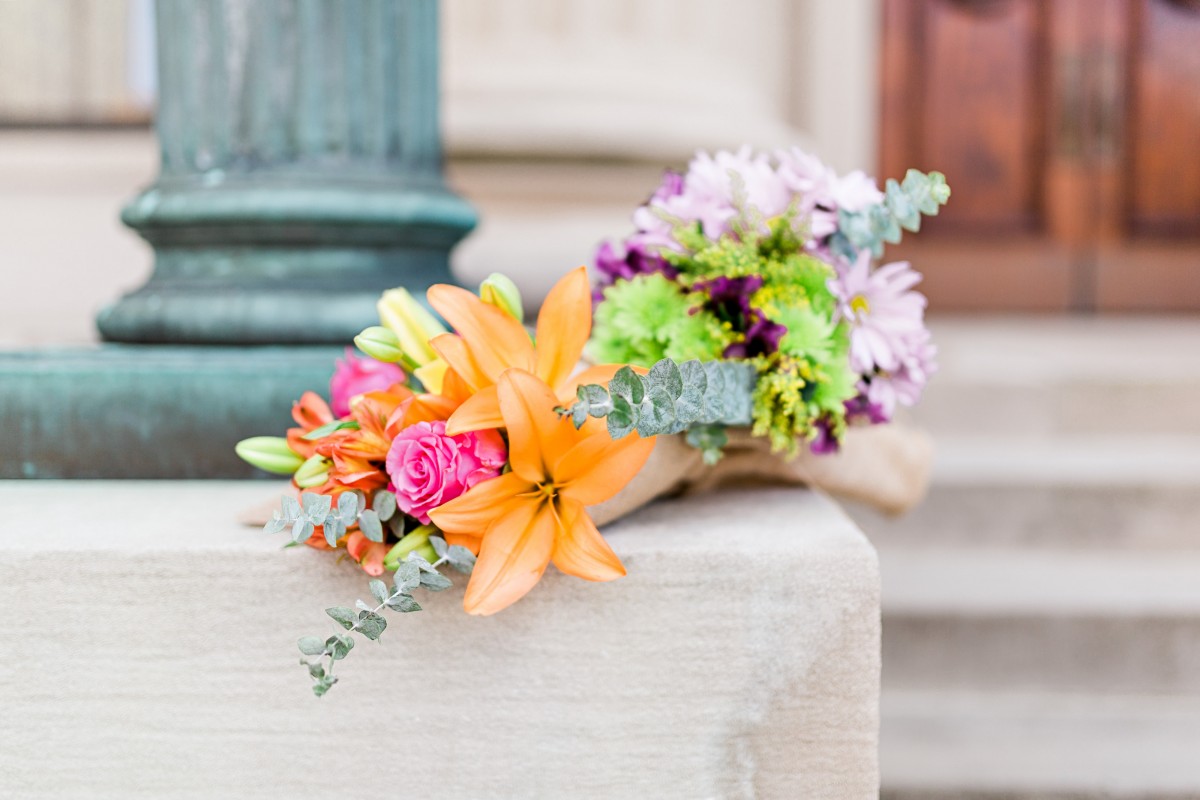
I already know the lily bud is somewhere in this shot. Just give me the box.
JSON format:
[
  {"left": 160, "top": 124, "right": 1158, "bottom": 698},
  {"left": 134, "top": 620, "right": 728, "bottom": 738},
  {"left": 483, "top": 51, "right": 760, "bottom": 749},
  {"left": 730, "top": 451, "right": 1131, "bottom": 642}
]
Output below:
[
  {"left": 353, "top": 326, "right": 407, "bottom": 365},
  {"left": 479, "top": 273, "right": 524, "bottom": 322},
  {"left": 294, "top": 455, "right": 331, "bottom": 489},
  {"left": 377, "top": 287, "right": 447, "bottom": 367},
  {"left": 235, "top": 436, "right": 305, "bottom": 475},
  {"left": 382, "top": 524, "right": 434, "bottom": 570}
]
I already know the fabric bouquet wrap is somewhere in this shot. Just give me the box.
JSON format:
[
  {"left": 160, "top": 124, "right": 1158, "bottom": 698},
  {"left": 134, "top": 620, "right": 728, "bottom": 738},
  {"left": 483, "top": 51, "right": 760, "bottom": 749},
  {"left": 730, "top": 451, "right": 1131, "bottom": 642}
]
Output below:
[{"left": 236, "top": 145, "right": 949, "bottom": 695}]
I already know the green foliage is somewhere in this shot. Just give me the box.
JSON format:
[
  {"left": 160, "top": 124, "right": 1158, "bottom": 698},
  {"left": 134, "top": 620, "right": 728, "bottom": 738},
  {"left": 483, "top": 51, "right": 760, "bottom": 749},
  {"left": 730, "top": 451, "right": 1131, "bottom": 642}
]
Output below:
[
  {"left": 296, "top": 541, "right": 471, "bottom": 697},
  {"left": 750, "top": 349, "right": 854, "bottom": 455},
  {"left": 829, "top": 169, "right": 950, "bottom": 261},
  {"left": 589, "top": 274, "right": 732, "bottom": 367},
  {"left": 561, "top": 359, "right": 755, "bottom": 449},
  {"left": 685, "top": 424, "right": 729, "bottom": 465},
  {"left": 301, "top": 420, "right": 360, "bottom": 441},
  {"left": 372, "top": 490, "right": 397, "bottom": 522},
  {"left": 263, "top": 490, "right": 378, "bottom": 546}
]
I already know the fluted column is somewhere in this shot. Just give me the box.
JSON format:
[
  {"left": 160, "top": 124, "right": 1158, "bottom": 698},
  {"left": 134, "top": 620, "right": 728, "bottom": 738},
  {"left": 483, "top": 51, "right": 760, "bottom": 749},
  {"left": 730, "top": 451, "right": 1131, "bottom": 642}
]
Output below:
[{"left": 98, "top": 0, "right": 475, "bottom": 344}]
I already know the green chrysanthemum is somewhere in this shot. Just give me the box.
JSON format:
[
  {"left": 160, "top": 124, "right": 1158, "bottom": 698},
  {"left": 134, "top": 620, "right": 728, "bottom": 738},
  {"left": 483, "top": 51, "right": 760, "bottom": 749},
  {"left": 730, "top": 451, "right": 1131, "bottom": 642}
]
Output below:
[{"left": 588, "top": 274, "right": 732, "bottom": 368}]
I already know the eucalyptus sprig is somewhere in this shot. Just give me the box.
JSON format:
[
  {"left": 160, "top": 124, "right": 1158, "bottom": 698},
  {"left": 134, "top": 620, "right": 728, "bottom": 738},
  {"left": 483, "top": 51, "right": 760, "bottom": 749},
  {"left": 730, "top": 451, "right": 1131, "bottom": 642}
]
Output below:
[
  {"left": 830, "top": 168, "right": 950, "bottom": 262},
  {"left": 560, "top": 358, "right": 756, "bottom": 462},
  {"left": 298, "top": 539, "right": 476, "bottom": 696},
  {"left": 264, "top": 490, "right": 391, "bottom": 546}
]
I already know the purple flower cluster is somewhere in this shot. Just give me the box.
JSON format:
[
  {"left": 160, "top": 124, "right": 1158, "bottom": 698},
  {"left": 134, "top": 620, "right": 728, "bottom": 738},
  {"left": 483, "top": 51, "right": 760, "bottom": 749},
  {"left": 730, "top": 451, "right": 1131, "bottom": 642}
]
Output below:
[
  {"left": 593, "top": 145, "right": 937, "bottom": 428},
  {"left": 618, "top": 145, "right": 884, "bottom": 257},
  {"left": 592, "top": 240, "right": 677, "bottom": 302},
  {"left": 694, "top": 275, "right": 786, "bottom": 359}
]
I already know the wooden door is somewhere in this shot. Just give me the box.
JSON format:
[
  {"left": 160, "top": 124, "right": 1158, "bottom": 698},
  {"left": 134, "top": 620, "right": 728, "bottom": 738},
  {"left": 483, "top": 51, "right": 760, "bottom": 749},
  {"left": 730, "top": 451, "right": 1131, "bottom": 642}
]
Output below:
[{"left": 880, "top": 0, "right": 1200, "bottom": 312}]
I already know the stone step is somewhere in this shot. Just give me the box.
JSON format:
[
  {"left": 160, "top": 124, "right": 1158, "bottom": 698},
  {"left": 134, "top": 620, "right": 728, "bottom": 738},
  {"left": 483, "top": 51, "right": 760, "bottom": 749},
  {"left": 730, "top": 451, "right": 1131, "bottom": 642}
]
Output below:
[
  {"left": 881, "top": 689, "right": 1200, "bottom": 799},
  {"left": 880, "top": 548, "right": 1200, "bottom": 694},
  {"left": 0, "top": 481, "right": 880, "bottom": 799},
  {"left": 915, "top": 317, "right": 1200, "bottom": 437},
  {"left": 849, "top": 435, "right": 1200, "bottom": 550}
]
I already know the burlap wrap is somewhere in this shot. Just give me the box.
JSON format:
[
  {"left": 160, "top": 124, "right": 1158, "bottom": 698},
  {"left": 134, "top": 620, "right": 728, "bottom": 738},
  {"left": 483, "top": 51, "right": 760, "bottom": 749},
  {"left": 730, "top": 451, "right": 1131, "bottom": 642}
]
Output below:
[{"left": 589, "top": 424, "right": 933, "bottom": 527}]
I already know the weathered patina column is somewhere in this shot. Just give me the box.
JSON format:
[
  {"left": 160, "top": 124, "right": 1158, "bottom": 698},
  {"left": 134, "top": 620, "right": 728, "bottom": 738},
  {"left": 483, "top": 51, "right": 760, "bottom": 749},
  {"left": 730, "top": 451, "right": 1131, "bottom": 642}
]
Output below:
[
  {"left": 1, "top": 0, "right": 473, "bottom": 478},
  {"left": 98, "top": 0, "right": 475, "bottom": 344}
]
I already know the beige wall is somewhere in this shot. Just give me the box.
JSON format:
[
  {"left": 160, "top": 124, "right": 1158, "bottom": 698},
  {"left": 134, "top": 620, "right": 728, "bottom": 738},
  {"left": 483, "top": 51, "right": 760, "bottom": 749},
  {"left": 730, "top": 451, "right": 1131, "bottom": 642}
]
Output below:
[
  {"left": 0, "top": 0, "right": 880, "bottom": 170},
  {"left": 0, "top": 1, "right": 882, "bottom": 345}
]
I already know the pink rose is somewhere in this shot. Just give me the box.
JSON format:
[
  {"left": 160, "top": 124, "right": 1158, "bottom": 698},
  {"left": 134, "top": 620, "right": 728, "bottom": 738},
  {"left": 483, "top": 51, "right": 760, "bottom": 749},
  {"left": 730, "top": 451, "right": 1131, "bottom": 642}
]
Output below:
[
  {"left": 330, "top": 349, "right": 406, "bottom": 417},
  {"left": 385, "top": 420, "right": 507, "bottom": 524}
]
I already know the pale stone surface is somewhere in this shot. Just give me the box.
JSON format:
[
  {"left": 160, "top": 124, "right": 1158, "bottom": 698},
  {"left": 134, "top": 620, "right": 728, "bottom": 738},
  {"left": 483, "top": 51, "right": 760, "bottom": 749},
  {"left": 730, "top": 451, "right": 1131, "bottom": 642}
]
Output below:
[
  {"left": 882, "top": 690, "right": 1200, "bottom": 799},
  {"left": 0, "top": 482, "right": 880, "bottom": 799},
  {"left": 879, "top": 548, "right": 1200, "bottom": 694}
]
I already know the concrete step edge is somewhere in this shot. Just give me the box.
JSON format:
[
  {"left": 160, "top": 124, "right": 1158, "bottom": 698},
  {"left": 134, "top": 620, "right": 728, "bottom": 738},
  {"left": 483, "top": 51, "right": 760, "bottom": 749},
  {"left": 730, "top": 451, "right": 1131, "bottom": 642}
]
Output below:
[
  {"left": 882, "top": 688, "right": 1200, "bottom": 796},
  {"left": 879, "top": 548, "right": 1200, "bottom": 616}
]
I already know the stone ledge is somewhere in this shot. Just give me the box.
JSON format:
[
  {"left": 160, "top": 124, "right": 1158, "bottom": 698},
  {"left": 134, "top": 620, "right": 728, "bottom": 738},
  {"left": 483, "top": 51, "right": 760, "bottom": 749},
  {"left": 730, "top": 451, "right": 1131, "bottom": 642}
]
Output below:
[{"left": 0, "top": 483, "right": 880, "bottom": 799}]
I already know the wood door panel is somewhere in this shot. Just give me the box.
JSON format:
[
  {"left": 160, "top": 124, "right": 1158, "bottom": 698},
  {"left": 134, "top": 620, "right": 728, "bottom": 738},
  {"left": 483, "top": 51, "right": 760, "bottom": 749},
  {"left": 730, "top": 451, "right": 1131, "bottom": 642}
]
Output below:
[
  {"left": 1096, "top": 244, "right": 1200, "bottom": 310},
  {"left": 882, "top": 0, "right": 1200, "bottom": 311},
  {"left": 920, "top": 0, "right": 1047, "bottom": 233},
  {"left": 1127, "top": 0, "right": 1200, "bottom": 236},
  {"left": 882, "top": 0, "right": 1049, "bottom": 237},
  {"left": 887, "top": 238, "right": 1076, "bottom": 311}
]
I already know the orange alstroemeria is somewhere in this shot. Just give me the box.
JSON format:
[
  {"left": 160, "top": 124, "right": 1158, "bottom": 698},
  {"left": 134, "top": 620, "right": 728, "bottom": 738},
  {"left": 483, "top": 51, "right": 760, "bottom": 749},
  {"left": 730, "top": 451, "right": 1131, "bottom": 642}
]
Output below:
[
  {"left": 427, "top": 266, "right": 621, "bottom": 436},
  {"left": 286, "top": 391, "right": 335, "bottom": 459},
  {"left": 429, "top": 369, "right": 656, "bottom": 616}
]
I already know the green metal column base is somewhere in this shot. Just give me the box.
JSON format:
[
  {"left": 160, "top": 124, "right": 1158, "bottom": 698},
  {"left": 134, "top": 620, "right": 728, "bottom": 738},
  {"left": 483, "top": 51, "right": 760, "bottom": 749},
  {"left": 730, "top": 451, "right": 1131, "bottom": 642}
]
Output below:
[
  {"left": 98, "top": 182, "right": 476, "bottom": 344},
  {"left": 99, "top": 0, "right": 475, "bottom": 346},
  {"left": 0, "top": 346, "right": 341, "bottom": 478}
]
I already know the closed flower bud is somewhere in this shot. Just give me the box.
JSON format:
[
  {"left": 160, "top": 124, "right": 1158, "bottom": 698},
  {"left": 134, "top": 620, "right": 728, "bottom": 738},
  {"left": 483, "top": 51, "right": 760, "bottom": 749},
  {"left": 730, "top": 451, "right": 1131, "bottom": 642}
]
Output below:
[
  {"left": 377, "top": 287, "right": 447, "bottom": 367},
  {"left": 382, "top": 524, "right": 435, "bottom": 570},
  {"left": 235, "top": 436, "right": 305, "bottom": 475},
  {"left": 294, "top": 455, "right": 331, "bottom": 488},
  {"left": 479, "top": 273, "right": 524, "bottom": 322},
  {"left": 353, "top": 326, "right": 407, "bottom": 364}
]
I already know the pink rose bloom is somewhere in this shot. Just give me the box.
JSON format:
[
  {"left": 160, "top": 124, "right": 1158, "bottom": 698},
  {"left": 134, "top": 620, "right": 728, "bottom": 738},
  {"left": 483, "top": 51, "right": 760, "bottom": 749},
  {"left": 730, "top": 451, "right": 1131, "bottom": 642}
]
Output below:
[
  {"left": 330, "top": 349, "right": 406, "bottom": 417},
  {"left": 385, "top": 420, "right": 507, "bottom": 524}
]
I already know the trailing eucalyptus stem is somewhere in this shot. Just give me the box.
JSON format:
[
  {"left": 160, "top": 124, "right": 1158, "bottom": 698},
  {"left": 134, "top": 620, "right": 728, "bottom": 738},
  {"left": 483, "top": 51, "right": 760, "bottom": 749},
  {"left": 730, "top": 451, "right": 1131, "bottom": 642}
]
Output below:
[
  {"left": 829, "top": 168, "right": 951, "bottom": 263},
  {"left": 298, "top": 539, "right": 476, "bottom": 697}
]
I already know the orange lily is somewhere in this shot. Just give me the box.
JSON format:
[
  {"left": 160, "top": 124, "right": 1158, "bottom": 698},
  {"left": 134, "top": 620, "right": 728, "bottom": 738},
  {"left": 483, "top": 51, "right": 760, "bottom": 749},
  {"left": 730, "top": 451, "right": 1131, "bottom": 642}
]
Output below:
[
  {"left": 427, "top": 266, "right": 621, "bottom": 436},
  {"left": 429, "top": 369, "right": 656, "bottom": 616}
]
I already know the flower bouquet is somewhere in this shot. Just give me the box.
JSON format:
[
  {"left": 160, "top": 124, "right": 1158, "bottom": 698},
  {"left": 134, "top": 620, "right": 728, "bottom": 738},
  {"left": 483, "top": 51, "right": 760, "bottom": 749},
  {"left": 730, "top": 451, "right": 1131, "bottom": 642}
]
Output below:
[{"left": 236, "top": 145, "right": 948, "bottom": 696}]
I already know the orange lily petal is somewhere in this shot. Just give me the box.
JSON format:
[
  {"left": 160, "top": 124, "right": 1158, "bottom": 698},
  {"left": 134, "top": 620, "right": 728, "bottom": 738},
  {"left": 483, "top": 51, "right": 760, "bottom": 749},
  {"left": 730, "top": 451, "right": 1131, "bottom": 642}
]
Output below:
[
  {"left": 534, "top": 267, "right": 592, "bottom": 393},
  {"left": 558, "top": 364, "right": 627, "bottom": 408},
  {"left": 428, "top": 284, "right": 535, "bottom": 381},
  {"left": 555, "top": 429, "right": 657, "bottom": 506},
  {"left": 443, "top": 530, "right": 481, "bottom": 555},
  {"left": 428, "top": 471, "right": 531, "bottom": 535},
  {"left": 430, "top": 334, "right": 489, "bottom": 393},
  {"left": 550, "top": 498, "right": 626, "bottom": 581},
  {"left": 463, "top": 499, "right": 556, "bottom": 616},
  {"left": 444, "top": 384, "right": 503, "bottom": 435},
  {"left": 385, "top": 393, "right": 459, "bottom": 435},
  {"left": 497, "top": 368, "right": 580, "bottom": 484},
  {"left": 440, "top": 367, "right": 475, "bottom": 404}
]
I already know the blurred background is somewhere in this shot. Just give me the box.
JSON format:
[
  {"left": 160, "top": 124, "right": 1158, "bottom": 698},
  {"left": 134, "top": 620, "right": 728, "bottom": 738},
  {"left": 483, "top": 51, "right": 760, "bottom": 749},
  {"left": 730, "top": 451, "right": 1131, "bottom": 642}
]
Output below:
[{"left": 1, "top": 0, "right": 1198, "bottom": 796}]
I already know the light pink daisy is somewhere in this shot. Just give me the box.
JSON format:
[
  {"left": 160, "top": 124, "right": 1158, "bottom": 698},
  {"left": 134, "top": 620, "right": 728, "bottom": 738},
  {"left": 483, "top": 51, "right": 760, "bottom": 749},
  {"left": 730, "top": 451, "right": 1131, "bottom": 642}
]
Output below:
[{"left": 830, "top": 252, "right": 929, "bottom": 374}]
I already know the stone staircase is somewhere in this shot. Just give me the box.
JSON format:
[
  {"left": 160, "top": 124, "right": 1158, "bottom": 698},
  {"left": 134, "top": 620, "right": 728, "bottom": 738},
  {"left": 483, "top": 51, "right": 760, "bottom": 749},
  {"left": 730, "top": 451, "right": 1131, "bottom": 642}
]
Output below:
[{"left": 850, "top": 318, "right": 1200, "bottom": 799}]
